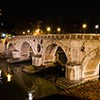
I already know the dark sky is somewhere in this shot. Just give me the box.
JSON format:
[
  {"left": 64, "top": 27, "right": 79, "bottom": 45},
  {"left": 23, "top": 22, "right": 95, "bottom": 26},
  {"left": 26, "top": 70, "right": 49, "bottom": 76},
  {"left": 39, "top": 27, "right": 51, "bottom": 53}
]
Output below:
[{"left": 0, "top": 0, "right": 100, "bottom": 26}]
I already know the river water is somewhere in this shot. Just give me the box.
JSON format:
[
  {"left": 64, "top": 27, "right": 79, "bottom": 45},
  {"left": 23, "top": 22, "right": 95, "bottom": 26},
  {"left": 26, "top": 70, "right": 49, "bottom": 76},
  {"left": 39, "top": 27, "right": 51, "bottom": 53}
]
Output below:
[{"left": 0, "top": 58, "right": 59, "bottom": 100}]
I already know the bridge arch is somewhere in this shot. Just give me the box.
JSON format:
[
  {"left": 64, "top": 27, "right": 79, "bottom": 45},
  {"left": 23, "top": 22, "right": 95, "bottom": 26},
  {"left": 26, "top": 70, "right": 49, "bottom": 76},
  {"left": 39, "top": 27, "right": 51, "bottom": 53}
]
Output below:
[
  {"left": 82, "top": 48, "right": 100, "bottom": 80},
  {"left": 7, "top": 43, "right": 16, "bottom": 54},
  {"left": 44, "top": 42, "right": 68, "bottom": 65},
  {"left": 44, "top": 43, "right": 68, "bottom": 77},
  {"left": 20, "top": 41, "right": 36, "bottom": 60}
]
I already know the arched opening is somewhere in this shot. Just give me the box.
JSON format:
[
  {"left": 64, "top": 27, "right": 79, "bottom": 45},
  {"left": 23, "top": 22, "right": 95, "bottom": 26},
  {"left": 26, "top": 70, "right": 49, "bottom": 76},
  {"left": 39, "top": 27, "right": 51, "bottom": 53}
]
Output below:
[
  {"left": 55, "top": 46, "right": 67, "bottom": 64},
  {"left": 82, "top": 55, "right": 100, "bottom": 80},
  {"left": 21, "top": 42, "right": 34, "bottom": 63},
  {"left": 7, "top": 43, "right": 15, "bottom": 57},
  {"left": 45, "top": 44, "right": 68, "bottom": 78},
  {"left": 55, "top": 46, "right": 68, "bottom": 77}
]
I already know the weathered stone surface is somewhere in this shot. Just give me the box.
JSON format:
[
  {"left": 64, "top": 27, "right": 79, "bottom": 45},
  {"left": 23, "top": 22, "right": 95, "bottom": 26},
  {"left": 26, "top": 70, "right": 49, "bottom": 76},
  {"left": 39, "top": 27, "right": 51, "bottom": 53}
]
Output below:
[{"left": 0, "top": 34, "right": 100, "bottom": 82}]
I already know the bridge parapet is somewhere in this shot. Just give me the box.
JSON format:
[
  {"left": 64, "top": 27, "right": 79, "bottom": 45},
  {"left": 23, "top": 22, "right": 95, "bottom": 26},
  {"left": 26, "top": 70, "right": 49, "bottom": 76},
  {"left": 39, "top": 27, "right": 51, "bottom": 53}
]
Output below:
[{"left": 6, "top": 34, "right": 100, "bottom": 42}]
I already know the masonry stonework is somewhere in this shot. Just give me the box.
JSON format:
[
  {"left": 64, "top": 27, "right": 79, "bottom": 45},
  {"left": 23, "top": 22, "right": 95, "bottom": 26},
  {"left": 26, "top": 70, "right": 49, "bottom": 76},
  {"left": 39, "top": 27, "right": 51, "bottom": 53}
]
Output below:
[{"left": 0, "top": 34, "right": 100, "bottom": 82}]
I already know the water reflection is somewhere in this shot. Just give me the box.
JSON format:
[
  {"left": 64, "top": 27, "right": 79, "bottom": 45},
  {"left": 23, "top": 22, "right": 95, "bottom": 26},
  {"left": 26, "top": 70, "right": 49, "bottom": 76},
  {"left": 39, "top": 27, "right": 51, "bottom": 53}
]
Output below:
[
  {"left": 0, "top": 59, "right": 58, "bottom": 99},
  {"left": 12, "top": 67, "right": 58, "bottom": 99},
  {"left": 28, "top": 92, "right": 34, "bottom": 100},
  {"left": 6, "top": 73, "right": 12, "bottom": 82}
]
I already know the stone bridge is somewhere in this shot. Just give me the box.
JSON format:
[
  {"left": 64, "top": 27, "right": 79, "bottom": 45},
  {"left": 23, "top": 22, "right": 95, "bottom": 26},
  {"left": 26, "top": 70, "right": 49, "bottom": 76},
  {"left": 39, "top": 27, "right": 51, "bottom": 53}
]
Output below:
[{"left": 2, "top": 34, "right": 100, "bottom": 82}]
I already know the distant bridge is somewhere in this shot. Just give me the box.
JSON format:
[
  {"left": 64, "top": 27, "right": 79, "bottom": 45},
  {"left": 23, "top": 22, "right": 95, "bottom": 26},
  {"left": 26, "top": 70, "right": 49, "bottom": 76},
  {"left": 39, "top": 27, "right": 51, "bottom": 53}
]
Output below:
[{"left": 1, "top": 33, "right": 100, "bottom": 82}]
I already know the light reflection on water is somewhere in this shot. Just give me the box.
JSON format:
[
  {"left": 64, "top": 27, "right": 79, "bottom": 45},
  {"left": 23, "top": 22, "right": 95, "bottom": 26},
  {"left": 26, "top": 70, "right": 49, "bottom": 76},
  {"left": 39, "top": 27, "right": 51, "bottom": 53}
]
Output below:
[{"left": 0, "top": 59, "right": 58, "bottom": 99}]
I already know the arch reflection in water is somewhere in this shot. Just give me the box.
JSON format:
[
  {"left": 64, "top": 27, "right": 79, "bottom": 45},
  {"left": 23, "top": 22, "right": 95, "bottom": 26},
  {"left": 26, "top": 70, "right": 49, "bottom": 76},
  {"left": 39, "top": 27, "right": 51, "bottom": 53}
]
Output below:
[{"left": 11, "top": 65, "right": 58, "bottom": 100}]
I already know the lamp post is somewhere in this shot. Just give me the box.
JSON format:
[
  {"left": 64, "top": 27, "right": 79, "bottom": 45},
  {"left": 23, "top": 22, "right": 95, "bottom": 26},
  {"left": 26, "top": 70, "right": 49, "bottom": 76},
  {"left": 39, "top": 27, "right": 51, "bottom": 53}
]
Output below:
[
  {"left": 27, "top": 30, "right": 30, "bottom": 33},
  {"left": 95, "top": 25, "right": 99, "bottom": 34},
  {"left": 47, "top": 27, "right": 51, "bottom": 34},
  {"left": 82, "top": 24, "right": 87, "bottom": 33},
  {"left": 57, "top": 27, "right": 61, "bottom": 34},
  {"left": 23, "top": 31, "right": 25, "bottom": 35}
]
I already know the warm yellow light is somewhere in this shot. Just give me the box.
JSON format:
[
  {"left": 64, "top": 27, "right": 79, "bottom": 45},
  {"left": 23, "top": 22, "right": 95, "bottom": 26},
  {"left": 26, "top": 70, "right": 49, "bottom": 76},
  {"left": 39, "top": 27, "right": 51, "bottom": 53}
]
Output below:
[
  {"left": 7, "top": 73, "right": 12, "bottom": 82},
  {"left": 57, "top": 28, "right": 61, "bottom": 32},
  {"left": 1, "top": 39, "right": 6, "bottom": 43},
  {"left": 82, "top": 24, "right": 87, "bottom": 29},
  {"left": 23, "top": 31, "right": 25, "bottom": 34},
  {"left": 35, "top": 29, "right": 40, "bottom": 33},
  {"left": 47, "top": 27, "right": 51, "bottom": 32},
  {"left": 27, "top": 30, "right": 30, "bottom": 33},
  {"left": 34, "top": 29, "right": 43, "bottom": 35}
]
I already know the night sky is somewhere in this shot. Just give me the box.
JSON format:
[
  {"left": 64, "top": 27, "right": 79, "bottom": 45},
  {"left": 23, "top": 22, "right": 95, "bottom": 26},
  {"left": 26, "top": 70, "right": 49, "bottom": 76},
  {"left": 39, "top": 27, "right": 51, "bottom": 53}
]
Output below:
[{"left": 0, "top": 0, "right": 100, "bottom": 26}]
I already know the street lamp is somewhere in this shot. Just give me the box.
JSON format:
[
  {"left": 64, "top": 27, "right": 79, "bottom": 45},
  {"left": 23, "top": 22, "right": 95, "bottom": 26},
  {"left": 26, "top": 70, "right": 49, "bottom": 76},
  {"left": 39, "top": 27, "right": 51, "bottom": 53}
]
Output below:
[
  {"left": 34, "top": 28, "right": 40, "bottom": 35},
  {"left": 95, "top": 25, "right": 99, "bottom": 34},
  {"left": 27, "top": 30, "right": 30, "bottom": 33},
  {"left": 47, "top": 27, "right": 51, "bottom": 34},
  {"left": 82, "top": 24, "right": 87, "bottom": 33},
  {"left": 57, "top": 27, "right": 61, "bottom": 34},
  {"left": 23, "top": 31, "right": 25, "bottom": 35}
]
